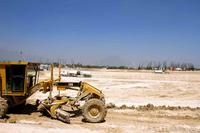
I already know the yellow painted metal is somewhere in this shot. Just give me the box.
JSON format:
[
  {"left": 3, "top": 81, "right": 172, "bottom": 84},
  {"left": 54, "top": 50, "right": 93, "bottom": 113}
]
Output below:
[
  {"left": 1, "top": 92, "right": 25, "bottom": 96},
  {"left": 29, "top": 64, "right": 61, "bottom": 95},
  {"left": 57, "top": 86, "right": 66, "bottom": 91},
  {"left": 51, "top": 64, "right": 54, "bottom": 82},
  {"left": 0, "top": 61, "right": 39, "bottom": 65},
  {"left": 0, "top": 61, "right": 40, "bottom": 97},
  {"left": 24, "top": 65, "right": 27, "bottom": 96},
  {"left": 0, "top": 65, "right": 6, "bottom": 95},
  {"left": 50, "top": 104, "right": 60, "bottom": 118},
  {"left": 50, "top": 98, "right": 69, "bottom": 118},
  {"left": 80, "top": 82, "right": 104, "bottom": 99},
  {"left": 0, "top": 61, "right": 29, "bottom": 65},
  {"left": 49, "top": 64, "right": 54, "bottom": 99},
  {"left": 58, "top": 64, "right": 61, "bottom": 82}
]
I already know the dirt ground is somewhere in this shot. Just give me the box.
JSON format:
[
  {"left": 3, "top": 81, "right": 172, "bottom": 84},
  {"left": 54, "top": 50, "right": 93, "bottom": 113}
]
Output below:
[{"left": 1, "top": 69, "right": 200, "bottom": 133}]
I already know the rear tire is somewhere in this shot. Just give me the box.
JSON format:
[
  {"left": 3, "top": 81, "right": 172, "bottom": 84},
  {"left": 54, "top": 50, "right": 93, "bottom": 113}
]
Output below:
[
  {"left": 82, "top": 98, "right": 107, "bottom": 123},
  {"left": 0, "top": 97, "right": 8, "bottom": 118}
]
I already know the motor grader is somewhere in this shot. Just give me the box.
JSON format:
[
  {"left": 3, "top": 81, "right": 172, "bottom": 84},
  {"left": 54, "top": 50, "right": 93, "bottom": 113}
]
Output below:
[{"left": 0, "top": 61, "right": 107, "bottom": 123}]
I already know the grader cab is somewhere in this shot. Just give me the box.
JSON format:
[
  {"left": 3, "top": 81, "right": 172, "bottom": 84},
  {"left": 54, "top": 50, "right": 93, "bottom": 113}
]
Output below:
[
  {"left": 0, "top": 61, "right": 40, "bottom": 116},
  {"left": 0, "top": 61, "right": 107, "bottom": 124}
]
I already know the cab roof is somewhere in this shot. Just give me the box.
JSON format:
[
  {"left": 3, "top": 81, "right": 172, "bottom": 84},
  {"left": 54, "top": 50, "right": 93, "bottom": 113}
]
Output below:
[{"left": 0, "top": 61, "right": 40, "bottom": 66}]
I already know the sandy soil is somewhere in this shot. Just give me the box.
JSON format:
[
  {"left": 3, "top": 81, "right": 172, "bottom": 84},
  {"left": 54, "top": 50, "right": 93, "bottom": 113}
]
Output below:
[
  {"left": 1, "top": 69, "right": 200, "bottom": 133},
  {"left": 83, "top": 69, "right": 200, "bottom": 107}
]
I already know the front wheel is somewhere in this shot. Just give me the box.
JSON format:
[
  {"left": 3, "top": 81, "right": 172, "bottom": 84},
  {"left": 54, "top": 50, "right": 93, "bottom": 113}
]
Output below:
[{"left": 82, "top": 98, "right": 107, "bottom": 123}]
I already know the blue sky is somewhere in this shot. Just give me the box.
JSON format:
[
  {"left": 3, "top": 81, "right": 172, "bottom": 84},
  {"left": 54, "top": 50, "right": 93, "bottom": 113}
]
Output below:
[{"left": 0, "top": 0, "right": 200, "bottom": 66}]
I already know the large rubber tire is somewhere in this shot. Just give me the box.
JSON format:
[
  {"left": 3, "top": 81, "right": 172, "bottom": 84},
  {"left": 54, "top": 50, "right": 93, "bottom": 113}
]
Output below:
[
  {"left": 0, "top": 97, "right": 8, "bottom": 118},
  {"left": 82, "top": 98, "right": 107, "bottom": 123}
]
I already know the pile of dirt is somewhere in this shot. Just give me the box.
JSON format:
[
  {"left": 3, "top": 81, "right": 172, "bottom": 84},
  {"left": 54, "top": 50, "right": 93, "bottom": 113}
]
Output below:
[{"left": 106, "top": 103, "right": 200, "bottom": 111}]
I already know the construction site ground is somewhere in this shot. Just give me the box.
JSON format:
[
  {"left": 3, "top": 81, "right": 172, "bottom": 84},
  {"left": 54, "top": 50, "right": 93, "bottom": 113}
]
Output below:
[{"left": 0, "top": 69, "right": 200, "bottom": 133}]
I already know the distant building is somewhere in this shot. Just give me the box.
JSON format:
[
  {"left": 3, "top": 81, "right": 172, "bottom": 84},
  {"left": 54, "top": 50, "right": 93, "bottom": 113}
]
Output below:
[
  {"left": 154, "top": 68, "right": 164, "bottom": 74},
  {"left": 175, "top": 68, "right": 182, "bottom": 71},
  {"left": 40, "top": 64, "right": 50, "bottom": 71}
]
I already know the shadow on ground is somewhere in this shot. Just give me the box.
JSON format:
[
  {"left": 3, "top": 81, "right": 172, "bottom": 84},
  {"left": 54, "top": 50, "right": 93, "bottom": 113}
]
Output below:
[{"left": 7, "top": 104, "right": 38, "bottom": 115}]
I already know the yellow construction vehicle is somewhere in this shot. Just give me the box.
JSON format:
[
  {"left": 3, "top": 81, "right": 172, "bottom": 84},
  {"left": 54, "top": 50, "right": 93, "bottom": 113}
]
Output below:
[
  {"left": 38, "top": 81, "right": 106, "bottom": 123},
  {"left": 0, "top": 61, "right": 107, "bottom": 123}
]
